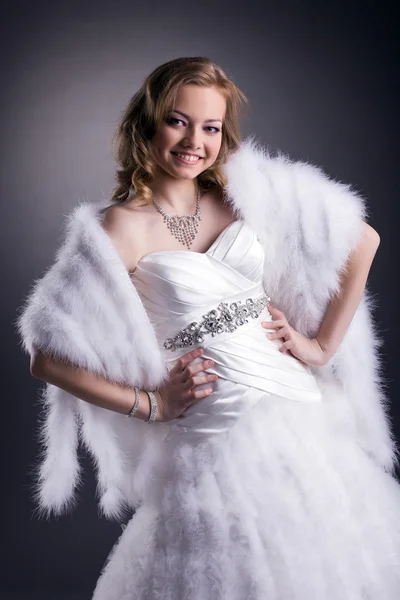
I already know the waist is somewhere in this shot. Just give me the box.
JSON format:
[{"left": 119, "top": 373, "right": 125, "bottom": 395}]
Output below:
[
  {"left": 164, "top": 322, "right": 322, "bottom": 444},
  {"left": 159, "top": 282, "right": 269, "bottom": 361}
]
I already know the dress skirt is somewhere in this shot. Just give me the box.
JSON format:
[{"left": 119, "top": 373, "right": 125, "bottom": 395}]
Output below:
[{"left": 91, "top": 377, "right": 400, "bottom": 600}]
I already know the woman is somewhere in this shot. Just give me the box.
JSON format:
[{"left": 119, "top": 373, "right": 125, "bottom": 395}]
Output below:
[{"left": 18, "top": 57, "right": 400, "bottom": 599}]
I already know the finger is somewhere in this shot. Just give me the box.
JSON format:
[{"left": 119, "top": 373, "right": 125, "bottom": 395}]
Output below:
[
  {"left": 266, "top": 331, "right": 281, "bottom": 340},
  {"left": 267, "top": 326, "right": 290, "bottom": 340},
  {"left": 279, "top": 326, "right": 290, "bottom": 338},
  {"left": 262, "top": 319, "right": 285, "bottom": 329},
  {"left": 183, "top": 372, "right": 218, "bottom": 390},
  {"left": 170, "top": 347, "right": 204, "bottom": 376},
  {"left": 279, "top": 340, "right": 293, "bottom": 353},
  {"left": 192, "top": 373, "right": 218, "bottom": 388},
  {"left": 190, "top": 387, "right": 214, "bottom": 400},
  {"left": 268, "top": 305, "right": 285, "bottom": 318},
  {"left": 182, "top": 385, "right": 214, "bottom": 403},
  {"left": 181, "top": 358, "right": 215, "bottom": 382}
]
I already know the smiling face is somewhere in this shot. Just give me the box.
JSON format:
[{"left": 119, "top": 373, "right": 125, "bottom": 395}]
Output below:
[{"left": 149, "top": 84, "right": 226, "bottom": 181}]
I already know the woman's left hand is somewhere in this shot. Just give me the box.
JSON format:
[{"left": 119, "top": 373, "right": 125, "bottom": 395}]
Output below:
[{"left": 261, "top": 304, "right": 328, "bottom": 367}]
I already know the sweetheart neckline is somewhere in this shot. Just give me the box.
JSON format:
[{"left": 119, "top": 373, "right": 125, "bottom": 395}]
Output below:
[{"left": 135, "top": 219, "right": 242, "bottom": 268}]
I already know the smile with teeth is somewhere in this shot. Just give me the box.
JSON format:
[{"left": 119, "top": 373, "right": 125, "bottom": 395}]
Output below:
[{"left": 172, "top": 152, "right": 203, "bottom": 164}]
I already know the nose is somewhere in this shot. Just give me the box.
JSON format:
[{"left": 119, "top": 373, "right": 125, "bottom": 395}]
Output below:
[{"left": 182, "top": 125, "right": 203, "bottom": 150}]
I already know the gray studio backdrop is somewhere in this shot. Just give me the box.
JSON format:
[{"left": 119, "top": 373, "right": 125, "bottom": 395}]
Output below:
[{"left": 2, "top": 1, "right": 398, "bottom": 598}]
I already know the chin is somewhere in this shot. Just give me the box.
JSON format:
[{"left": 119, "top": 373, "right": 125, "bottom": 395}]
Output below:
[{"left": 168, "top": 162, "right": 206, "bottom": 178}]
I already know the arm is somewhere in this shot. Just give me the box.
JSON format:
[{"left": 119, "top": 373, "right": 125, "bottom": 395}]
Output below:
[
  {"left": 31, "top": 351, "right": 153, "bottom": 420},
  {"left": 315, "top": 221, "right": 380, "bottom": 362},
  {"left": 264, "top": 222, "right": 381, "bottom": 366},
  {"left": 28, "top": 206, "right": 154, "bottom": 418}
]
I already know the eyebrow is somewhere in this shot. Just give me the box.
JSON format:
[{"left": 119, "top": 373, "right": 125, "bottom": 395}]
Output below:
[{"left": 170, "top": 109, "right": 223, "bottom": 124}]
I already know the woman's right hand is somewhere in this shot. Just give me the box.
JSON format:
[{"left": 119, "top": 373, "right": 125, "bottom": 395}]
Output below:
[{"left": 154, "top": 347, "right": 218, "bottom": 422}]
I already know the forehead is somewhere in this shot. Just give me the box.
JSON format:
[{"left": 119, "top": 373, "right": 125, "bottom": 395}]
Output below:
[{"left": 169, "top": 85, "right": 226, "bottom": 119}]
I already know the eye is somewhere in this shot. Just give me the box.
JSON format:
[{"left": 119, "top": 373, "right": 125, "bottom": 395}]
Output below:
[
  {"left": 165, "top": 117, "right": 184, "bottom": 126},
  {"left": 165, "top": 117, "right": 220, "bottom": 133}
]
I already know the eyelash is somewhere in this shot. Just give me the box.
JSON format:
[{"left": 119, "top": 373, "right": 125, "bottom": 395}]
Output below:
[{"left": 165, "top": 117, "right": 220, "bottom": 133}]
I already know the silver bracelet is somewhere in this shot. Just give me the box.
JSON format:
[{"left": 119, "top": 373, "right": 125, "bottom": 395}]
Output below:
[
  {"left": 145, "top": 390, "right": 158, "bottom": 423},
  {"left": 127, "top": 387, "right": 140, "bottom": 418}
]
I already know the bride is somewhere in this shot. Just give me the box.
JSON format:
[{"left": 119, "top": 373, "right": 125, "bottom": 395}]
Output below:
[{"left": 19, "top": 56, "right": 400, "bottom": 599}]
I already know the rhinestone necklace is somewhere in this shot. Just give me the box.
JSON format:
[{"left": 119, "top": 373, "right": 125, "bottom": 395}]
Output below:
[{"left": 152, "top": 189, "right": 201, "bottom": 250}]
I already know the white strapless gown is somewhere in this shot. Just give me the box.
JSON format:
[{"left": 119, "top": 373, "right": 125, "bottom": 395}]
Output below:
[{"left": 92, "top": 220, "right": 400, "bottom": 600}]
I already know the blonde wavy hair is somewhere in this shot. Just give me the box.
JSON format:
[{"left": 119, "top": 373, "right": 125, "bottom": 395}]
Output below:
[{"left": 110, "top": 56, "right": 249, "bottom": 206}]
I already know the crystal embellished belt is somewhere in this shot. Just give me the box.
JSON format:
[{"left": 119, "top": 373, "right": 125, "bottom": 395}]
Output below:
[{"left": 163, "top": 293, "right": 271, "bottom": 351}]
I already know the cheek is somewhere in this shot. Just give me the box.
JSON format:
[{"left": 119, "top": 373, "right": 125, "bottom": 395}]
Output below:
[
  {"left": 152, "top": 127, "right": 177, "bottom": 149},
  {"left": 206, "top": 138, "right": 223, "bottom": 161}
]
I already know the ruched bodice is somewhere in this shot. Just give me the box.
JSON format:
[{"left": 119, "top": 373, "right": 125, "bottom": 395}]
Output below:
[{"left": 131, "top": 220, "right": 321, "bottom": 441}]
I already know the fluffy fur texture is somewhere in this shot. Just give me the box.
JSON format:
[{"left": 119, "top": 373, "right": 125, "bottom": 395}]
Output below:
[
  {"left": 222, "top": 137, "right": 398, "bottom": 474},
  {"left": 16, "top": 135, "right": 398, "bottom": 521}
]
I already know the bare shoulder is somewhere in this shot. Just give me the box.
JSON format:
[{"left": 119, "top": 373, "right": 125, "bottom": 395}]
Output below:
[
  {"left": 100, "top": 202, "right": 150, "bottom": 273},
  {"left": 364, "top": 221, "right": 381, "bottom": 244},
  {"left": 362, "top": 221, "right": 380, "bottom": 246}
]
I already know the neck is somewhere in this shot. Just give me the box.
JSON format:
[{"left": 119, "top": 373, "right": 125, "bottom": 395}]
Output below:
[{"left": 149, "top": 173, "right": 199, "bottom": 215}]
